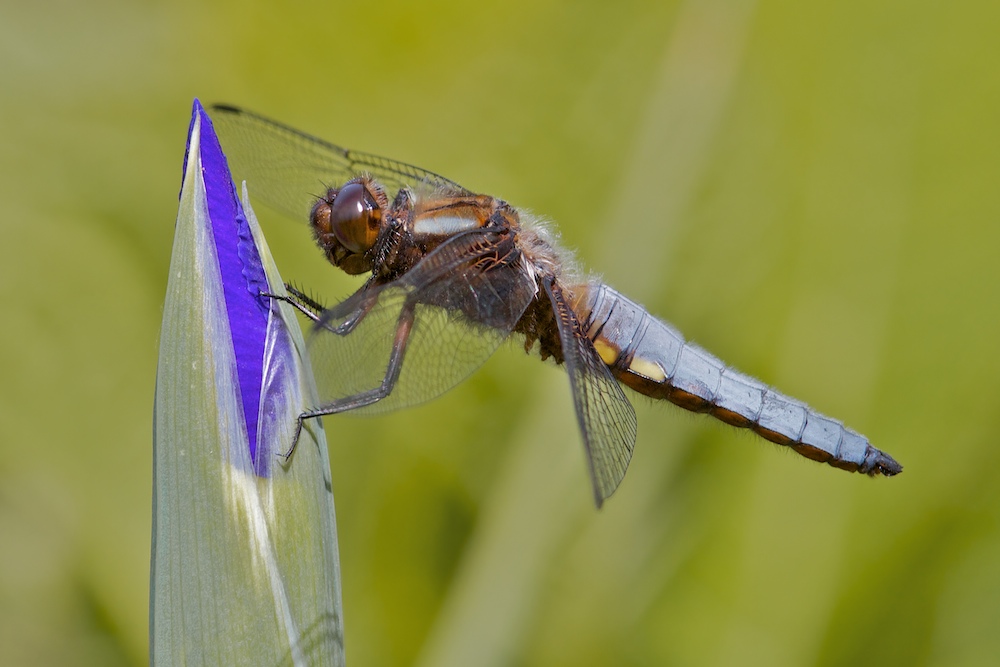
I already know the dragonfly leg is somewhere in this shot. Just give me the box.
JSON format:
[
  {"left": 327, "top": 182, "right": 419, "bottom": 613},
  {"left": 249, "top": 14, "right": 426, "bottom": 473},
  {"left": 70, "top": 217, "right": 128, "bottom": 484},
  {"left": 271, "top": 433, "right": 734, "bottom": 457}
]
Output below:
[
  {"left": 284, "top": 284, "right": 327, "bottom": 314},
  {"left": 262, "top": 291, "right": 322, "bottom": 322},
  {"left": 263, "top": 285, "right": 379, "bottom": 335},
  {"left": 315, "top": 288, "right": 381, "bottom": 336},
  {"left": 281, "top": 299, "right": 416, "bottom": 460}
]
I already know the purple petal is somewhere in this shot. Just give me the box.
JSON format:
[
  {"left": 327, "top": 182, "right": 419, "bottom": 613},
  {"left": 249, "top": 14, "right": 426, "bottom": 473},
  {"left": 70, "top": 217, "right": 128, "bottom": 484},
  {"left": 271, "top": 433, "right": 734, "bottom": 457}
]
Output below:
[{"left": 185, "top": 99, "right": 270, "bottom": 474}]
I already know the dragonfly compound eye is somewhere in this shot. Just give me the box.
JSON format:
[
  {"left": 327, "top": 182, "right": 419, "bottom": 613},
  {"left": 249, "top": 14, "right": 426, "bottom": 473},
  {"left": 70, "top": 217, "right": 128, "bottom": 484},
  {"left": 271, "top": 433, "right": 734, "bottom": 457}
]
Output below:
[{"left": 322, "top": 181, "right": 381, "bottom": 255}]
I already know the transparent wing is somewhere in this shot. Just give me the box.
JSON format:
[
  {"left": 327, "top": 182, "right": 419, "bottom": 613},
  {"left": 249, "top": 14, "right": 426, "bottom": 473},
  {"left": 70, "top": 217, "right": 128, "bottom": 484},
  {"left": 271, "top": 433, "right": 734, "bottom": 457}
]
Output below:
[
  {"left": 209, "top": 104, "right": 472, "bottom": 222},
  {"left": 308, "top": 230, "right": 536, "bottom": 415},
  {"left": 543, "top": 279, "right": 637, "bottom": 507}
]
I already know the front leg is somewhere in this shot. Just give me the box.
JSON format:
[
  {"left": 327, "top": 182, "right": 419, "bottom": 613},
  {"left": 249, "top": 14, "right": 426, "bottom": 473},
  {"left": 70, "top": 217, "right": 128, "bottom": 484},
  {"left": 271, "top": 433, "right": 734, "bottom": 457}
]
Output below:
[
  {"left": 264, "top": 282, "right": 380, "bottom": 336},
  {"left": 282, "top": 299, "right": 417, "bottom": 460}
]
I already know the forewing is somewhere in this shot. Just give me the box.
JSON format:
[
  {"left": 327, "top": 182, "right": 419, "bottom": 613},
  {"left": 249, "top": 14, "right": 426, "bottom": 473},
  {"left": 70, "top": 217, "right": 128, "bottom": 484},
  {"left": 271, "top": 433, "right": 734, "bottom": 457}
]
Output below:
[
  {"left": 209, "top": 104, "right": 472, "bottom": 222},
  {"left": 543, "top": 279, "right": 637, "bottom": 507},
  {"left": 308, "top": 231, "right": 536, "bottom": 415}
]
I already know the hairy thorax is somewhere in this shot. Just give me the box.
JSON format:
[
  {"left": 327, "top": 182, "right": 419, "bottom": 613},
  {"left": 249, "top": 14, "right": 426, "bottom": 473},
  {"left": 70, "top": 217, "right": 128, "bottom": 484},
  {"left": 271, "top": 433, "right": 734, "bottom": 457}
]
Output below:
[{"left": 513, "top": 215, "right": 586, "bottom": 364}]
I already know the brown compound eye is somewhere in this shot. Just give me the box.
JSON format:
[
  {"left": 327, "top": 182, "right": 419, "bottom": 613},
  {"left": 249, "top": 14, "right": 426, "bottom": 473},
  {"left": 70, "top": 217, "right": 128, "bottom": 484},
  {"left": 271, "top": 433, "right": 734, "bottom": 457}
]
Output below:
[{"left": 327, "top": 181, "right": 381, "bottom": 254}]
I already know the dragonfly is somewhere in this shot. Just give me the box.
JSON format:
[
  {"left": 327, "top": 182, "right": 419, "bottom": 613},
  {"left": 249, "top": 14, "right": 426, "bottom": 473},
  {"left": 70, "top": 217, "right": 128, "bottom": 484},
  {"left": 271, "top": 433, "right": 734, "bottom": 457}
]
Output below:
[{"left": 210, "top": 104, "right": 903, "bottom": 507}]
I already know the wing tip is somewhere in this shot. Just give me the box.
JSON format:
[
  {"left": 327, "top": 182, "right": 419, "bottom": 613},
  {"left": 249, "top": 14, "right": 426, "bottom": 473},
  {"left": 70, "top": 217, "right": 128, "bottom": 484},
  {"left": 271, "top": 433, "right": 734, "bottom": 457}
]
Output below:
[
  {"left": 593, "top": 490, "right": 606, "bottom": 509},
  {"left": 208, "top": 103, "right": 244, "bottom": 116}
]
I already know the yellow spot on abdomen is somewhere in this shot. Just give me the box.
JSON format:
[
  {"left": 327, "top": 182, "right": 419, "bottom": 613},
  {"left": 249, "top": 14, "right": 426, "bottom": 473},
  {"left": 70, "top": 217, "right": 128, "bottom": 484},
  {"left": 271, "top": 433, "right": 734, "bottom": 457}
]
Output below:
[
  {"left": 629, "top": 356, "right": 667, "bottom": 383},
  {"left": 593, "top": 339, "right": 619, "bottom": 366}
]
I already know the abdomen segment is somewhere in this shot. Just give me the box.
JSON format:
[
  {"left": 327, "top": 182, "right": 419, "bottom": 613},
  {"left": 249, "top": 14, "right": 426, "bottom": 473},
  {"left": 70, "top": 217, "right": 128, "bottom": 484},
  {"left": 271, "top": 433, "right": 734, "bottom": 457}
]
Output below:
[{"left": 575, "top": 283, "right": 902, "bottom": 476}]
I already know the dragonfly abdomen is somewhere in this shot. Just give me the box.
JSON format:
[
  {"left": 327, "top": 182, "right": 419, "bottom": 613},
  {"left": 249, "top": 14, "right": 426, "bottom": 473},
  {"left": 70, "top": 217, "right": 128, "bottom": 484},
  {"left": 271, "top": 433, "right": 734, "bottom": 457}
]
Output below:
[{"left": 576, "top": 283, "right": 902, "bottom": 477}]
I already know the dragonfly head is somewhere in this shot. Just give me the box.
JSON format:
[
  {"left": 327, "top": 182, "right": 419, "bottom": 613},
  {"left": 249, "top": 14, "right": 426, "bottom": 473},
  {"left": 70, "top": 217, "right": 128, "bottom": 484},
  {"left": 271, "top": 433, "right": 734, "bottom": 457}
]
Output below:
[{"left": 311, "top": 178, "right": 387, "bottom": 275}]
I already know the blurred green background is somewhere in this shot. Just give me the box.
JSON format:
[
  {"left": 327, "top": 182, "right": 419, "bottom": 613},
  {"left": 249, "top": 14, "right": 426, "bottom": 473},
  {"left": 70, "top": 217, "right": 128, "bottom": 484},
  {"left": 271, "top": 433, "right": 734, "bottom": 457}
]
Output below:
[{"left": 2, "top": 0, "right": 999, "bottom": 665}]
